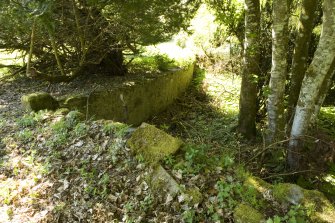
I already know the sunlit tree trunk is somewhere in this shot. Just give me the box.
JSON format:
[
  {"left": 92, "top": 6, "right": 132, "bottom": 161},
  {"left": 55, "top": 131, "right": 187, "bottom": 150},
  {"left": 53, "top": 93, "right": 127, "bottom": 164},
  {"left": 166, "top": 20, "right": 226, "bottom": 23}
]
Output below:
[
  {"left": 267, "top": 0, "right": 291, "bottom": 142},
  {"left": 287, "top": 0, "right": 318, "bottom": 125},
  {"left": 238, "top": 0, "right": 260, "bottom": 140},
  {"left": 288, "top": 0, "right": 335, "bottom": 170}
]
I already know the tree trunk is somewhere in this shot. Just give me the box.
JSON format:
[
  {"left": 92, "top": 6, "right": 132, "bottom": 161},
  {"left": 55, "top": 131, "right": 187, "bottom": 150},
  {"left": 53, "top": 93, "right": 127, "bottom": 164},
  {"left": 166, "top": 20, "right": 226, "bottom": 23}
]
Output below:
[
  {"left": 44, "top": 22, "right": 66, "bottom": 77},
  {"left": 238, "top": 0, "right": 261, "bottom": 140},
  {"left": 312, "top": 58, "right": 335, "bottom": 121},
  {"left": 72, "top": 0, "right": 86, "bottom": 66},
  {"left": 288, "top": 0, "right": 335, "bottom": 170},
  {"left": 286, "top": 0, "right": 318, "bottom": 125},
  {"left": 267, "top": 0, "right": 291, "bottom": 143},
  {"left": 101, "top": 49, "right": 127, "bottom": 76},
  {"left": 49, "top": 34, "right": 66, "bottom": 76},
  {"left": 26, "top": 19, "right": 36, "bottom": 77}
]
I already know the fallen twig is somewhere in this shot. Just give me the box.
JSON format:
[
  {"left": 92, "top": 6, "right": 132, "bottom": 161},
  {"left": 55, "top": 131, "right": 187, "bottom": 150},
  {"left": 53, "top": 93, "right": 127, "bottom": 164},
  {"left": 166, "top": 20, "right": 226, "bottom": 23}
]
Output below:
[{"left": 261, "top": 169, "right": 320, "bottom": 180}]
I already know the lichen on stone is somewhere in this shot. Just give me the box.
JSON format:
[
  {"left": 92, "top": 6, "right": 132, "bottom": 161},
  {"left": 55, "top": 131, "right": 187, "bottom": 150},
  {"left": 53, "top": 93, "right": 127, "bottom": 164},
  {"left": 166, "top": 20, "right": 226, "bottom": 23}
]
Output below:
[{"left": 149, "top": 165, "right": 181, "bottom": 197}]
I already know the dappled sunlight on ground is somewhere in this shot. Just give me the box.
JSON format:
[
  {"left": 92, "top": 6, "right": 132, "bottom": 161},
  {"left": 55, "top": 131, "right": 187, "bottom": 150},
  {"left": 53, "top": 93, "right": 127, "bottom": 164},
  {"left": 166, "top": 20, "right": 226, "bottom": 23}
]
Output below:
[{"left": 204, "top": 72, "right": 240, "bottom": 117}]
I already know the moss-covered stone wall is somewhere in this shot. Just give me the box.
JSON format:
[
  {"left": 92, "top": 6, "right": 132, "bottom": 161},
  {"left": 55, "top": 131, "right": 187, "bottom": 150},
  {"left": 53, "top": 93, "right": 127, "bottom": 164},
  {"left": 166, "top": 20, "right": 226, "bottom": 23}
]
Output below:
[{"left": 63, "top": 65, "right": 194, "bottom": 125}]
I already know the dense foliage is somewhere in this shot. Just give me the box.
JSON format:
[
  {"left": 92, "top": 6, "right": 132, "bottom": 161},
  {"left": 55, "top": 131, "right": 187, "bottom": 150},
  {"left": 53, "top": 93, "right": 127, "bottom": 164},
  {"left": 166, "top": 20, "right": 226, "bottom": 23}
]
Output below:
[{"left": 0, "top": 0, "right": 199, "bottom": 78}]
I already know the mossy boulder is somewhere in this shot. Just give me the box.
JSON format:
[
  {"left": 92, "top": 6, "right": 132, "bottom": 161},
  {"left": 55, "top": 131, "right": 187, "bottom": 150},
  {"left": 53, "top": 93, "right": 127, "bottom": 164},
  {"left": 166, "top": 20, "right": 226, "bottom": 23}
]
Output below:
[
  {"left": 273, "top": 183, "right": 304, "bottom": 205},
  {"left": 244, "top": 177, "right": 335, "bottom": 223},
  {"left": 234, "top": 203, "right": 265, "bottom": 223},
  {"left": 303, "top": 189, "right": 335, "bottom": 223},
  {"left": 127, "top": 123, "right": 183, "bottom": 163},
  {"left": 272, "top": 183, "right": 335, "bottom": 222},
  {"left": 22, "top": 92, "right": 59, "bottom": 112}
]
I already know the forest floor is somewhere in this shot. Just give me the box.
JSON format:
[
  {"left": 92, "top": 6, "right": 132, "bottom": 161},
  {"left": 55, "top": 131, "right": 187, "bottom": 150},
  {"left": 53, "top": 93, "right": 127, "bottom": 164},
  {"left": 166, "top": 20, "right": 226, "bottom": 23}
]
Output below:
[{"left": 0, "top": 70, "right": 334, "bottom": 222}]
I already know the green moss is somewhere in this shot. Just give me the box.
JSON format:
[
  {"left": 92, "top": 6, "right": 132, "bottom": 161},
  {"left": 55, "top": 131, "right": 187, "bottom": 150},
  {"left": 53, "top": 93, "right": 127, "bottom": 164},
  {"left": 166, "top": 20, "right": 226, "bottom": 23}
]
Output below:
[
  {"left": 302, "top": 189, "right": 335, "bottom": 223},
  {"left": 21, "top": 92, "right": 59, "bottom": 112},
  {"left": 244, "top": 176, "right": 272, "bottom": 194},
  {"left": 240, "top": 176, "right": 335, "bottom": 223},
  {"left": 127, "top": 123, "right": 183, "bottom": 163},
  {"left": 234, "top": 203, "right": 265, "bottom": 223},
  {"left": 272, "top": 184, "right": 335, "bottom": 222},
  {"left": 319, "top": 181, "right": 335, "bottom": 198},
  {"left": 184, "top": 188, "right": 203, "bottom": 205},
  {"left": 54, "top": 108, "right": 70, "bottom": 116}
]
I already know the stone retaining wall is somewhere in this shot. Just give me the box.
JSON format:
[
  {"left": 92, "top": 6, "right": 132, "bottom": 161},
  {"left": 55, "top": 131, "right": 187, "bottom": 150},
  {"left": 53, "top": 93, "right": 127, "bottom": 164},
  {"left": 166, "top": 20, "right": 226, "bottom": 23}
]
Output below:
[{"left": 62, "top": 65, "right": 194, "bottom": 125}]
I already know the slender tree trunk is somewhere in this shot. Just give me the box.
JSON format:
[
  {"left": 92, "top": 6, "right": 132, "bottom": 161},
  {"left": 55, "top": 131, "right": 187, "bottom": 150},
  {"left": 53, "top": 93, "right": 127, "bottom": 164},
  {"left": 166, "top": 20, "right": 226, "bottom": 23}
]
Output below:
[
  {"left": 312, "top": 58, "right": 335, "bottom": 121},
  {"left": 26, "top": 19, "right": 36, "bottom": 77},
  {"left": 72, "top": 0, "right": 86, "bottom": 66},
  {"left": 288, "top": 0, "right": 335, "bottom": 170},
  {"left": 238, "top": 0, "right": 261, "bottom": 140},
  {"left": 287, "top": 0, "right": 318, "bottom": 125},
  {"left": 43, "top": 21, "right": 66, "bottom": 76},
  {"left": 49, "top": 33, "right": 66, "bottom": 76},
  {"left": 267, "top": 0, "right": 291, "bottom": 143}
]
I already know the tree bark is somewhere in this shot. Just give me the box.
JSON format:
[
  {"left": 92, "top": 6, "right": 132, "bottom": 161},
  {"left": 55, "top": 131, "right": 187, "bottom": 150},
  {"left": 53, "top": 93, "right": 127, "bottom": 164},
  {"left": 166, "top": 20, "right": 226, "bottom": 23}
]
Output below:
[
  {"left": 267, "top": 0, "right": 291, "bottom": 143},
  {"left": 238, "top": 0, "right": 261, "bottom": 140},
  {"left": 287, "top": 0, "right": 318, "bottom": 125},
  {"left": 288, "top": 0, "right": 335, "bottom": 170}
]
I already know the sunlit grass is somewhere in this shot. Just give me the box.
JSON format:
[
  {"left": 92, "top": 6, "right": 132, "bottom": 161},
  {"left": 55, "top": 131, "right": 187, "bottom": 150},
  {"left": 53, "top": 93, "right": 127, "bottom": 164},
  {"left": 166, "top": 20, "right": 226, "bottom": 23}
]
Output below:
[
  {"left": 0, "top": 50, "right": 25, "bottom": 78},
  {"left": 318, "top": 107, "right": 335, "bottom": 136}
]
